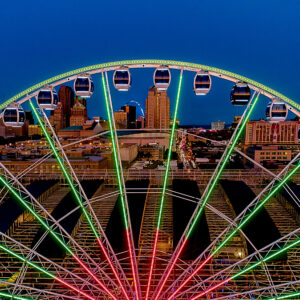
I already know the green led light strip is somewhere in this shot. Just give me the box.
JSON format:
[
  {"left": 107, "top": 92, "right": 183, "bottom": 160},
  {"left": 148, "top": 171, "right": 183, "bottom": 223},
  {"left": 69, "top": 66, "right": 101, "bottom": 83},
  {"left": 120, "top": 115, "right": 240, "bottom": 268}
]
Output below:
[
  {"left": 187, "top": 94, "right": 260, "bottom": 237},
  {"left": 29, "top": 100, "right": 99, "bottom": 238},
  {"left": 0, "top": 243, "right": 57, "bottom": 285},
  {"left": 232, "top": 238, "right": 300, "bottom": 280},
  {"left": 0, "top": 175, "right": 72, "bottom": 255},
  {"left": 265, "top": 291, "right": 300, "bottom": 300},
  {"left": 0, "top": 243, "right": 97, "bottom": 300},
  {"left": 193, "top": 238, "right": 300, "bottom": 300},
  {"left": 0, "top": 291, "right": 31, "bottom": 300},
  {"left": 157, "top": 71, "right": 183, "bottom": 229},
  {"left": 213, "top": 159, "right": 300, "bottom": 256},
  {"left": 101, "top": 75, "right": 128, "bottom": 229},
  {"left": 0, "top": 170, "right": 120, "bottom": 299},
  {"left": 0, "top": 60, "right": 299, "bottom": 112},
  {"left": 101, "top": 74, "right": 140, "bottom": 300}
]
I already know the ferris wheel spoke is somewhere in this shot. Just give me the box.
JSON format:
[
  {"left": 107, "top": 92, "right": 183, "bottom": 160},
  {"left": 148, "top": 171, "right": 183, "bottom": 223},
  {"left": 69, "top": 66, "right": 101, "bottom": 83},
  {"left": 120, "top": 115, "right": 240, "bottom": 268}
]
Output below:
[
  {"left": 234, "top": 148, "right": 300, "bottom": 204},
  {"left": 154, "top": 91, "right": 260, "bottom": 299},
  {"left": 0, "top": 231, "right": 105, "bottom": 297},
  {"left": 0, "top": 163, "right": 122, "bottom": 298},
  {"left": 177, "top": 128, "right": 299, "bottom": 208},
  {"left": 29, "top": 99, "right": 133, "bottom": 299},
  {"left": 144, "top": 69, "right": 183, "bottom": 300},
  {"left": 1, "top": 280, "right": 86, "bottom": 300},
  {"left": 164, "top": 153, "right": 300, "bottom": 299},
  {"left": 185, "top": 228, "right": 300, "bottom": 299},
  {"left": 162, "top": 188, "right": 276, "bottom": 295},
  {"left": 0, "top": 291, "right": 31, "bottom": 300},
  {"left": 102, "top": 72, "right": 141, "bottom": 300},
  {"left": 0, "top": 240, "right": 102, "bottom": 300},
  {"left": 210, "top": 279, "right": 300, "bottom": 300}
]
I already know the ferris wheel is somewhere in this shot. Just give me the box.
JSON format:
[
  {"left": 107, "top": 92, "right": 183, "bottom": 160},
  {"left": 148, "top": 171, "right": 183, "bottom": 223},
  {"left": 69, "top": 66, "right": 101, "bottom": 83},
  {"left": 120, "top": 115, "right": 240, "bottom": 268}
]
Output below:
[{"left": 0, "top": 59, "right": 299, "bottom": 300}]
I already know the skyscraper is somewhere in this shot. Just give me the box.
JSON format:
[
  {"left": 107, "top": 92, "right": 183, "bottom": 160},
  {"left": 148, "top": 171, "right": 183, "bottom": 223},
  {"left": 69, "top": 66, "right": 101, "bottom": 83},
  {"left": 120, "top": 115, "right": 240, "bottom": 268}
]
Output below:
[
  {"left": 121, "top": 105, "right": 136, "bottom": 128},
  {"left": 58, "top": 86, "right": 74, "bottom": 127},
  {"left": 136, "top": 116, "right": 145, "bottom": 129},
  {"left": 145, "top": 87, "right": 170, "bottom": 129},
  {"left": 114, "top": 110, "right": 128, "bottom": 129},
  {"left": 70, "top": 97, "right": 88, "bottom": 127},
  {"left": 49, "top": 102, "right": 66, "bottom": 131}
]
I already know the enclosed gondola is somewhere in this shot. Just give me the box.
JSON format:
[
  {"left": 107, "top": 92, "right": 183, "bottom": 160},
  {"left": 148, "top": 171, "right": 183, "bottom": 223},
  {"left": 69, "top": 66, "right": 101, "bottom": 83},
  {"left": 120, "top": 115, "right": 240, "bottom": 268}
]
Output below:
[
  {"left": 113, "top": 67, "right": 131, "bottom": 91},
  {"left": 37, "top": 86, "right": 59, "bottom": 110},
  {"left": 74, "top": 75, "right": 94, "bottom": 98},
  {"left": 230, "top": 82, "right": 251, "bottom": 105},
  {"left": 153, "top": 66, "right": 171, "bottom": 90},
  {"left": 193, "top": 72, "right": 211, "bottom": 95},
  {"left": 266, "top": 100, "right": 288, "bottom": 122},
  {"left": 2, "top": 104, "right": 25, "bottom": 127}
]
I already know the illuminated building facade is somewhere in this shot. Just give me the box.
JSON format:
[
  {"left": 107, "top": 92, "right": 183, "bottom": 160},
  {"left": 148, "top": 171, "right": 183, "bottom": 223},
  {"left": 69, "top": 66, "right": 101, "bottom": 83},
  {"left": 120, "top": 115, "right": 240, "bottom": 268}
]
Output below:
[
  {"left": 114, "top": 110, "right": 128, "bottom": 128},
  {"left": 121, "top": 105, "right": 136, "bottom": 128},
  {"left": 58, "top": 85, "right": 74, "bottom": 127},
  {"left": 145, "top": 87, "right": 170, "bottom": 129},
  {"left": 70, "top": 98, "right": 88, "bottom": 127},
  {"left": 245, "top": 120, "right": 299, "bottom": 145},
  {"left": 49, "top": 102, "right": 66, "bottom": 131},
  {"left": 28, "top": 125, "right": 43, "bottom": 137}
]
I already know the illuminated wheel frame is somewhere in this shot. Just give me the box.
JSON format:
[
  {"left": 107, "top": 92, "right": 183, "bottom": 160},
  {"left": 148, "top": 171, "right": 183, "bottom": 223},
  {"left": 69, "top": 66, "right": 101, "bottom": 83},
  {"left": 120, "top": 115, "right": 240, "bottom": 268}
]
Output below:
[{"left": 0, "top": 59, "right": 299, "bottom": 300}]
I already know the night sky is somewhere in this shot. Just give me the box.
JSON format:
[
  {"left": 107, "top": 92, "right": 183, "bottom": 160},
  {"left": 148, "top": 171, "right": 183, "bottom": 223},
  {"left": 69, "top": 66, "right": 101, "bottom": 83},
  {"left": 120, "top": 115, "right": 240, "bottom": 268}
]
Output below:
[{"left": 1, "top": 0, "right": 299, "bottom": 125}]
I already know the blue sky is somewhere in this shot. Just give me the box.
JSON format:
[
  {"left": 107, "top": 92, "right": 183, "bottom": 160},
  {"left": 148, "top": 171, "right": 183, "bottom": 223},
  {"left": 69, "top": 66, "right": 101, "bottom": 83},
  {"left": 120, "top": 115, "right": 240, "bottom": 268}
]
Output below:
[{"left": 1, "top": 0, "right": 299, "bottom": 124}]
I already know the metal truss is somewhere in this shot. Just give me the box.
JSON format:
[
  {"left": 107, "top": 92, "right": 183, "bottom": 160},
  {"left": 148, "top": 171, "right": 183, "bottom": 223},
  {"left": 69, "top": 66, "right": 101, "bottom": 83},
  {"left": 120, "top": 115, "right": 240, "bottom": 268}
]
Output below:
[{"left": 0, "top": 232, "right": 103, "bottom": 298}]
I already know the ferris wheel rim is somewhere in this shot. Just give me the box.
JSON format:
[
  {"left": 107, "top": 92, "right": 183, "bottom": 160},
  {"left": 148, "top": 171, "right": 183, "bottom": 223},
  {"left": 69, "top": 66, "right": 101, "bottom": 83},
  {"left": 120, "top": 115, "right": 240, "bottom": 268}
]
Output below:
[
  {"left": 0, "top": 61, "right": 299, "bottom": 300},
  {"left": 0, "top": 59, "right": 299, "bottom": 112}
]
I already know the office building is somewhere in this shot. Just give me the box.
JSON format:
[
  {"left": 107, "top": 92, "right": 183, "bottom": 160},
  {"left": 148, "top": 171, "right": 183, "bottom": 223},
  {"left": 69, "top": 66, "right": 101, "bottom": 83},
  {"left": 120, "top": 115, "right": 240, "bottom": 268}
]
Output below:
[
  {"left": 145, "top": 87, "right": 170, "bottom": 129},
  {"left": 70, "top": 98, "right": 88, "bottom": 127},
  {"left": 121, "top": 105, "right": 136, "bottom": 128},
  {"left": 245, "top": 120, "right": 299, "bottom": 145},
  {"left": 49, "top": 102, "right": 66, "bottom": 131},
  {"left": 211, "top": 120, "right": 225, "bottom": 130},
  {"left": 58, "top": 86, "right": 74, "bottom": 127},
  {"left": 136, "top": 116, "right": 145, "bottom": 129},
  {"left": 114, "top": 110, "right": 128, "bottom": 129}
]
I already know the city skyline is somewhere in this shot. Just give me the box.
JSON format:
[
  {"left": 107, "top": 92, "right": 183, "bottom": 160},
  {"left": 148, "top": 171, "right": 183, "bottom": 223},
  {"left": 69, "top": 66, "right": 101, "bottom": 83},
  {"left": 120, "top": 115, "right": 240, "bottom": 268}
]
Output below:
[{"left": 1, "top": 1, "right": 300, "bottom": 124}]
